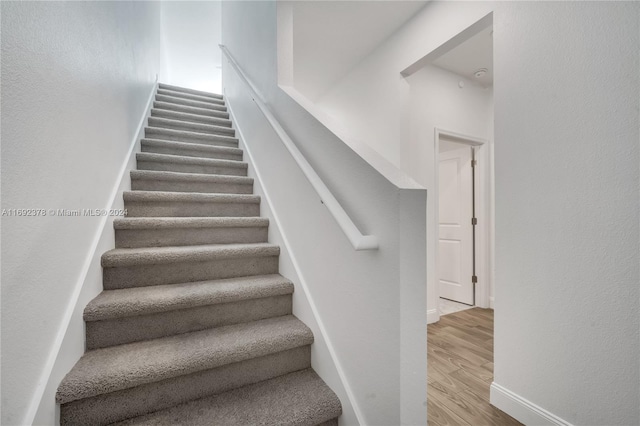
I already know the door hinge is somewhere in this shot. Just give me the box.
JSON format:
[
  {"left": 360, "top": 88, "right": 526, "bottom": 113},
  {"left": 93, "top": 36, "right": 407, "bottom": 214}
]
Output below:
[
  {"left": 472, "top": 275, "right": 478, "bottom": 284},
  {"left": 472, "top": 159, "right": 477, "bottom": 167},
  {"left": 471, "top": 217, "right": 478, "bottom": 225}
]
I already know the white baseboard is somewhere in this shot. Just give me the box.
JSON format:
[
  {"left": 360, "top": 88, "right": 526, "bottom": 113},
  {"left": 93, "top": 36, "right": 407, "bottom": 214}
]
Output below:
[
  {"left": 490, "top": 382, "right": 574, "bottom": 426},
  {"left": 490, "top": 296, "right": 495, "bottom": 309},
  {"left": 427, "top": 308, "right": 440, "bottom": 324}
]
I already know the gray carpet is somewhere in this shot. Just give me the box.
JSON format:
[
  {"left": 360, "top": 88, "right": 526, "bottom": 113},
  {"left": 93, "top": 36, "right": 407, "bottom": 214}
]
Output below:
[{"left": 56, "top": 83, "right": 342, "bottom": 425}]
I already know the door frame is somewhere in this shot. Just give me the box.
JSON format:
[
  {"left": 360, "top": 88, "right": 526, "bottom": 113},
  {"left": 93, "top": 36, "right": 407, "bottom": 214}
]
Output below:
[{"left": 434, "top": 128, "right": 492, "bottom": 311}]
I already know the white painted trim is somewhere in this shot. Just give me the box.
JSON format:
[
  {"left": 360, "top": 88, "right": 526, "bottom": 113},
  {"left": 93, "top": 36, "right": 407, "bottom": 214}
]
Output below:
[
  {"left": 427, "top": 308, "right": 440, "bottom": 324},
  {"left": 490, "top": 382, "right": 574, "bottom": 426},
  {"left": 226, "top": 96, "right": 366, "bottom": 425},
  {"left": 489, "top": 296, "right": 495, "bottom": 309},
  {"left": 24, "top": 78, "right": 158, "bottom": 426},
  {"left": 437, "top": 128, "right": 487, "bottom": 146},
  {"left": 401, "top": 13, "right": 493, "bottom": 77},
  {"left": 220, "top": 44, "right": 378, "bottom": 251},
  {"left": 279, "top": 84, "right": 424, "bottom": 191},
  {"left": 434, "top": 127, "right": 493, "bottom": 309}
]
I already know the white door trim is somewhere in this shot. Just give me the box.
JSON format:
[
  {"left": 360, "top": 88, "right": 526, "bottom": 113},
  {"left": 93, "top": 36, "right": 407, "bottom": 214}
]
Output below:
[{"left": 434, "top": 128, "right": 492, "bottom": 310}]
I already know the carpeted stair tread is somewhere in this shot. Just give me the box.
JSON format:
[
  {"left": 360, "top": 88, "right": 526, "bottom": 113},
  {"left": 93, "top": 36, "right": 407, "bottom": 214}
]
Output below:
[
  {"left": 102, "top": 242, "right": 278, "bottom": 267},
  {"left": 130, "top": 169, "right": 252, "bottom": 185},
  {"left": 59, "top": 348, "right": 312, "bottom": 426},
  {"left": 123, "top": 190, "right": 258, "bottom": 204},
  {"left": 141, "top": 138, "right": 241, "bottom": 154},
  {"left": 153, "top": 101, "right": 229, "bottom": 119},
  {"left": 123, "top": 192, "right": 259, "bottom": 218},
  {"left": 158, "top": 83, "right": 223, "bottom": 100},
  {"left": 155, "top": 94, "right": 227, "bottom": 111},
  {"left": 129, "top": 170, "right": 254, "bottom": 194},
  {"left": 156, "top": 89, "right": 226, "bottom": 105},
  {"left": 150, "top": 108, "right": 232, "bottom": 127},
  {"left": 114, "top": 216, "right": 268, "bottom": 230},
  {"left": 148, "top": 117, "right": 235, "bottom": 136},
  {"left": 141, "top": 138, "right": 241, "bottom": 159},
  {"left": 145, "top": 126, "right": 238, "bottom": 146},
  {"left": 113, "top": 217, "right": 268, "bottom": 248},
  {"left": 136, "top": 152, "right": 247, "bottom": 169},
  {"left": 112, "top": 369, "right": 342, "bottom": 426},
  {"left": 56, "top": 315, "right": 313, "bottom": 404},
  {"left": 84, "top": 274, "right": 293, "bottom": 321}
]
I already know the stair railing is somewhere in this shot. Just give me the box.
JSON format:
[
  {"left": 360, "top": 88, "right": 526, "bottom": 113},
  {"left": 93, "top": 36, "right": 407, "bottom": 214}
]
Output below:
[{"left": 220, "top": 45, "right": 379, "bottom": 250}]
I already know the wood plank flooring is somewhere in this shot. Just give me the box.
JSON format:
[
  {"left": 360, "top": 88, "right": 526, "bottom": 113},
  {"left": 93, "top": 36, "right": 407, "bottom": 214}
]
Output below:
[{"left": 428, "top": 308, "right": 522, "bottom": 426}]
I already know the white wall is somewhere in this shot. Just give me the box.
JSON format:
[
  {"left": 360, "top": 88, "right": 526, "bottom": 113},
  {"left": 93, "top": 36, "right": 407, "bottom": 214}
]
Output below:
[
  {"left": 0, "top": 2, "right": 161, "bottom": 424},
  {"left": 281, "top": 1, "right": 640, "bottom": 424},
  {"left": 221, "top": 2, "right": 427, "bottom": 424},
  {"left": 492, "top": 3, "right": 639, "bottom": 424},
  {"left": 160, "top": 1, "right": 222, "bottom": 93},
  {"left": 289, "top": 1, "right": 426, "bottom": 101},
  {"left": 404, "top": 65, "right": 492, "bottom": 186}
]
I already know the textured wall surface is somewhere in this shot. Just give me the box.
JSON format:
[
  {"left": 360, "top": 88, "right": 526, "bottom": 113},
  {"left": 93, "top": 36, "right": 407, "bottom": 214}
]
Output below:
[
  {"left": 0, "top": 2, "right": 161, "bottom": 424},
  {"left": 493, "top": 2, "right": 639, "bottom": 424}
]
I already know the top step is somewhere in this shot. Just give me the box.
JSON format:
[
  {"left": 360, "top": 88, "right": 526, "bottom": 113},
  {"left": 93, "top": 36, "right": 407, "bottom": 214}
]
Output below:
[{"left": 159, "top": 83, "right": 223, "bottom": 100}]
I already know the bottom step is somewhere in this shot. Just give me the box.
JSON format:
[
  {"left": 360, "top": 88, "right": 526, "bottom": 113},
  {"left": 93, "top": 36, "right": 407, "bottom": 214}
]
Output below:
[{"left": 114, "top": 369, "right": 342, "bottom": 426}]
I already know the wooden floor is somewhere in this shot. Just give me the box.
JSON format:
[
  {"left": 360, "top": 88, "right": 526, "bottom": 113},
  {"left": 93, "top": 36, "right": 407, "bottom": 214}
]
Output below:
[{"left": 427, "top": 308, "right": 522, "bottom": 426}]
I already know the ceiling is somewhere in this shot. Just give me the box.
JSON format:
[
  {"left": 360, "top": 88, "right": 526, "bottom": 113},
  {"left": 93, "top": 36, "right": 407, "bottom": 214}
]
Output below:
[
  {"left": 291, "top": 1, "right": 428, "bottom": 99},
  {"left": 432, "top": 26, "right": 494, "bottom": 86}
]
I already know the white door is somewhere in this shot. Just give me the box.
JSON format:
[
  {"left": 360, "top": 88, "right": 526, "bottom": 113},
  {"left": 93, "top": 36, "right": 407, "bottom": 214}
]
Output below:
[{"left": 438, "top": 146, "right": 474, "bottom": 305}]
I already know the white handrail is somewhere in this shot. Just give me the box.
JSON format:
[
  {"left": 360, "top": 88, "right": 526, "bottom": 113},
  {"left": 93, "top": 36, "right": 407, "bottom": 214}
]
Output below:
[{"left": 220, "top": 44, "right": 379, "bottom": 251}]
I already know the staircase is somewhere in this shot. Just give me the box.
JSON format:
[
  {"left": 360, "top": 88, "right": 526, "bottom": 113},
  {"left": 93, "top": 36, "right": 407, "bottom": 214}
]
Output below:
[{"left": 56, "top": 83, "right": 342, "bottom": 425}]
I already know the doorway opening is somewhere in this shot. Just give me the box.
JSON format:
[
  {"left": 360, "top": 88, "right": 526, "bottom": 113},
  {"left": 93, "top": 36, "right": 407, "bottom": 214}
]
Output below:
[
  {"left": 435, "top": 129, "right": 490, "bottom": 316},
  {"left": 418, "top": 13, "right": 516, "bottom": 425}
]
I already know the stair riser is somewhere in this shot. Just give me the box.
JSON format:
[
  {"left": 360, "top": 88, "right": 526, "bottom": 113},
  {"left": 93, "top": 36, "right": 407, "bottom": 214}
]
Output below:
[
  {"left": 136, "top": 160, "right": 247, "bottom": 177},
  {"left": 155, "top": 94, "right": 227, "bottom": 112},
  {"left": 145, "top": 128, "right": 238, "bottom": 148},
  {"left": 115, "top": 225, "right": 268, "bottom": 248},
  {"left": 131, "top": 178, "right": 253, "bottom": 195},
  {"left": 140, "top": 145, "right": 242, "bottom": 162},
  {"left": 123, "top": 200, "right": 259, "bottom": 218},
  {"left": 151, "top": 109, "right": 232, "bottom": 128},
  {"left": 87, "top": 295, "right": 291, "bottom": 349},
  {"left": 103, "top": 255, "right": 279, "bottom": 289},
  {"left": 148, "top": 117, "right": 235, "bottom": 137},
  {"left": 153, "top": 101, "right": 229, "bottom": 119},
  {"left": 60, "top": 346, "right": 311, "bottom": 426},
  {"left": 318, "top": 419, "right": 340, "bottom": 426},
  {"left": 156, "top": 89, "right": 226, "bottom": 106},
  {"left": 158, "top": 83, "right": 224, "bottom": 100}
]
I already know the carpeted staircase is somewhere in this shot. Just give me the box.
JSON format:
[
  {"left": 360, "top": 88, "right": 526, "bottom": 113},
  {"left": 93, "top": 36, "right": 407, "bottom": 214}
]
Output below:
[{"left": 56, "top": 83, "right": 342, "bottom": 425}]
